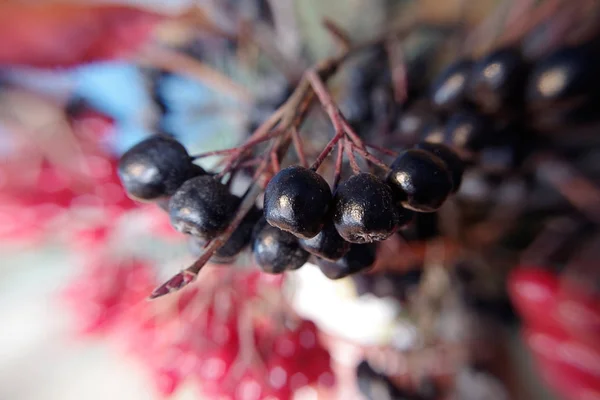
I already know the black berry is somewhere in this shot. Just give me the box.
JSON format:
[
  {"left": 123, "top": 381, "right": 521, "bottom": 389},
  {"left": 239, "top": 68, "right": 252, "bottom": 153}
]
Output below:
[
  {"left": 299, "top": 220, "right": 351, "bottom": 261},
  {"left": 263, "top": 166, "right": 332, "bottom": 239},
  {"left": 333, "top": 173, "right": 398, "bottom": 243},
  {"left": 444, "top": 110, "right": 492, "bottom": 151},
  {"left": 430, "top": 59, "right": 473, "bottom": 112},
  {"left": 415, "top": 142, "right": 465, "bottom": 192},
  {"left": 526, "top": 44, "right": 600, "bottom": 111},
  {"left": 118, "top": 135, "right": 197, "bottom": 201},
  {"left": 168, "top": 175, "right": 239, "bottom": 241},
  {"left": 468, "top": 47, "right": 529, "bottom": 115},
  {"left": 387, "top": 149, "right": 453, "bottom": 212},
  {"left": 316, "top": 243, "right": 377, "bottom": 280},
  {"left": 188, "top": 206, "right": 262, "bottom": 263},
  {"left": 252, "top": 219, "right": 309, "bottom": 273}
]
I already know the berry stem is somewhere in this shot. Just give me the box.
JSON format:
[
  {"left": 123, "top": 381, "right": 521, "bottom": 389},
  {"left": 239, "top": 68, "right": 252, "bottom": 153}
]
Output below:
[
  {"left": 323, "top": 18, "right": 352, "bottom": 50},
  {"left": 366, "top": 144, "right": 398, "bottom": 157},
  {"left": 290, "top": 127, "right": 308, "bottom": 168},
  {"left": 310, "top": 131, "right": 344, "bottom": 171},
  {"left": 519, "top": 217, "right": 580, "bottom": 267},
  {"left": 536, "top": 156, "right": 600, "bottom": 224},
  {"left": 345, "top": 140, "right": 361, "bottom": 174},
  {"left": 333, "top": 139, "right": 344, "bottom": 190},
  {"left": 190, "top": 129, "right": 281, "bottom": 160},
  {"left": 352, "top": 145, "right": 391, "bottom": 171}
]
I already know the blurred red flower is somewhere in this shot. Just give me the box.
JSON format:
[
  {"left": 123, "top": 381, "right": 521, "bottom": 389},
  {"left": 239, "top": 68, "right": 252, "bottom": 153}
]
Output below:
[{"left": 0, "top": 3, "right": 162, "bottom": 67}]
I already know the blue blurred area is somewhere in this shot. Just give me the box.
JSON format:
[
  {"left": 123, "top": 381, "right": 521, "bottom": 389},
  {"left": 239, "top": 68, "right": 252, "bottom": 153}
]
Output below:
[{"left": 70, "top": 62, "right": 244, "bottom": 160}]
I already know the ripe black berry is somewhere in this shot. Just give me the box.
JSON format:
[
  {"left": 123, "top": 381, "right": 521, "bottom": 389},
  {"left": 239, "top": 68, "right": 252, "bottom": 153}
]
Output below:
[
  {"left": 526, "top": 44, "right": 600, "bottom": 111},
  {"left": 188, "top": 206, "right": 262, "bottom": 263},
  {"left": 252, "top": 219, "right": 310, "bottom": 273},
  {"left": 444, "top": 110, "right": 492, "bottom": 151},
  {"left": 468, "top": 47, "right": 529, "bottom": 115},
  {"left": 414, "top": 142, "right": 465, "bottom": 192},
  {"left": 299, "top": 220, "right": 351, "bottom": 261},
  {"left": 118, "top": 135, "right": 196, "bottom": 201},
  {"left": 387, "top": 149, "right": 453, "bottom": 212},
  {"left": 168, "top": 175, "right": 239, "bottom": 241},
  {"left": 333, "top": 173, "right": 398, "bottom": 244},
  {"left": 316, "top": 243, "right": 377, "bottom": 280},
  {"left": 263, "top": 166, "right": 332, "bottom": 239},
  {"left": 430, "top": 59, "right": 473, "bottom": 112}
]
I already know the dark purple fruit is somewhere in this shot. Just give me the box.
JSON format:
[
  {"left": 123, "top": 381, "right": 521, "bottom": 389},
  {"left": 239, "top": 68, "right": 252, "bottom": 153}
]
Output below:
[
  {"left": 414, "top": 142, "right": 465, "bottom": 192},
  {"left": 299, "top": 220, "right": 351, "bottom": 261},
  {"left": 316, "top": 243, "right": 377, "bottom": 280},
  {"left": 188, "top": 206, "right": 262, "bottom": 263},
  {"left": 420, "top": 120, "right": 446, "bottom": 144},
  {"left": 118, "top": 135, "right": 197, "bottom": 201},
  {"left": 394, "top": 107, "right": 436, "bottom": 145},
  {"left": 168, "top": 175, "right": 238, "bottom": 241},
  {"left": 468, "top": 47, "right": 529, "bottom": 114},
  {"left": 444, "top": 110, "right": 492, "bottom": 151},
  {"left": 333, "top": 173, "right": 398, "bottom": 243},
  {"left": 430, "top": 59, "right": 473, "bottom": 112},
  {"left": 252, "top": 219, "right": 309, "bottom": 273},
  {"left": 526, "top": 44, "right": 600, "bottom": 111},
  {"left": 263, "top": 166, "right": 332, "bottom": 239},
  {"left": 387, "top": 149, "right": 453, "bottom": 212}
]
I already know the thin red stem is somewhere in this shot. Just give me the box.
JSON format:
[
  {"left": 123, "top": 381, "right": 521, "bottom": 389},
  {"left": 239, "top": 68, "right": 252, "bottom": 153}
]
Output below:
[
  {"left": 310, "top": 131, "right": 344, "bottom": 171},
  {"left": 333, "top": 139, "right": 344, "bottom": 190},
  {"left": 340, "top": 117, "right": 367, "bottom": 150},
  {"left": 291, "top": 127, "right": 308, "bottom": 168},
  {"left": 345, "top": 140, "right": 361, "bottom": 174},
  {"left": 366, "top": 144, "right": 398, "bottom": 157},
  {"left": 353, "top": 145, "right": 391, "bottom": 171},
  {"left": 194, "top": 129, "right": 280, "bottom": 161},
  {"left": 270, "top": 146, "right": 280, "bottom": 173},
  {"left": 306, "top": 69, "right": 346, "bottom": 139}
]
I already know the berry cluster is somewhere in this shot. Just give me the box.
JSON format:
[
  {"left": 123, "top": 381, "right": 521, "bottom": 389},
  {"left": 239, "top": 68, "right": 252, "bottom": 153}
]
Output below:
[{"left": 64, "top": 261, "right": 334, "bottom": 399}]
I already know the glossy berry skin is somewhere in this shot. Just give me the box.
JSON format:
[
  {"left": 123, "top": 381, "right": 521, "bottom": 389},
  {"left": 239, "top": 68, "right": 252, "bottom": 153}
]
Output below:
[
  {"left": 333, "top": 173, "right": 398, "bottom": 244},
  {"left": 188, "top": 206, "right": 261, "bottom": 263},
  {"left": 168, "top": 176, "right": 239, "bottom": 241},
  {"left": 444, "top": 110, "right": 492, "bottom": 151},
  {"left": 299, "top": 220, "right": 350, "bottom": 261},
  {"left": 430, "top": 59, "right": 473, "bottom": 112},
  {"left": 468, "top": 47, "right": 529, "bottom": 115},
  {"left": 316, "top": 243, "right": 377, "bottom": 280},
  {"left": 356, "top": 360, "right": 412, "bottom": 400},
  {"left": 387, "top": 149, "right": 453, "bottom": 212},
  {"left": 263, "top": 166, "right": 332, "bottom": 239},
  {"left": 415, "top": 142, "right": 464, "bottom": 192},
  {"left": 118, "top": 135, "right": 196, "bottom": 201},
  {"left": 252, "top": 219, "right": 310, "bottom": 273},
  {"left": 526, "top": 44, "right": 600, "bottom": 111}
]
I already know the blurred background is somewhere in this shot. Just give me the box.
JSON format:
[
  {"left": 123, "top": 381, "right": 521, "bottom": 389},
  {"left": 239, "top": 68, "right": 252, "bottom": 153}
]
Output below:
[{"left": 1, "top": 0, "right": 599, "bottom": 399}]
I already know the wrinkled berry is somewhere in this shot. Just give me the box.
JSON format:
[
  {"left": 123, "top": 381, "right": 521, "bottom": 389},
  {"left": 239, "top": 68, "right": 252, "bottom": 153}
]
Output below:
[
  {"left": 299, "top": 220, "right": 351, "bottom": 261},
  {"left": 316, "top": 243, "right": 377, "bottom": 280},
  {"left": 168, "top": 176, "right": 238, "bottom": 241},
  {"left": 118, "top": 135, "right": 197, "bottom": 201},
  {"left": 264, "top": 166, "right": 332, "bottom": 239},
  {"left": 252, "top": 219, "right": 309, "bottom": 273},
  {"left": 415, "top": 142, "right": 465, "bottom": 192},
  {"left": 333, "top": 173, "right": 398, "bottom": 243},
  {"left": 387, "top": 149, "right": 453, "bottom": 212}
]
